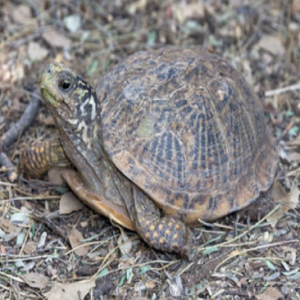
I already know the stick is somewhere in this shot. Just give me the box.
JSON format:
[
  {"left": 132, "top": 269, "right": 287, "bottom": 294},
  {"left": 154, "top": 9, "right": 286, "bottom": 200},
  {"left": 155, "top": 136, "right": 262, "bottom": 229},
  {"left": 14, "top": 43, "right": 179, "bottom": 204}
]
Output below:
[
  {"left": 0, "top": 88, "right": 41, "bottom": 182},
  {"left": 265, "top": 83, "right": 300, "bottom": 97},
  {"left": 0, "top": 89, "right": 41, "bottom": 151}
]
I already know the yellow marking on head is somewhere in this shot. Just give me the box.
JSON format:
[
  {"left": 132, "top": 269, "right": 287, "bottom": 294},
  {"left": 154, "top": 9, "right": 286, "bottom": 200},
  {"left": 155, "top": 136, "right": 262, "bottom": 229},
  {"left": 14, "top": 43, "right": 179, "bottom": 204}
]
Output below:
[
  {"left": 175, "top": 224, "right": 181, "bottom": 231},
  {"left": 158, "top": 224, "right": 163, "bottom": 230},
  {"left": 173, "top": 234, "right": 178, "bottom": 240},
  {"left": 168, "top": 222, "right": 173, "bottom": 227},
  {"left": 39, "top": 146, "right": 44, "bottom": 153},
  {"left": 146, "top": 220, "right": 150, "bottom": 225},
  {"left": 166, "top": 229, "right": 171, "bottom": 236},
  {"left": 145, "top": 233, "right": 150, "bottom": 239},
  {"left": 149, "top": 225, "right": 155, "bottom": 231},
  {"left": 161, "top": 219, "right": 166, "bottom": 224},
  {"left": 153, "top": 232, "right": 158, "bottom": 238}
]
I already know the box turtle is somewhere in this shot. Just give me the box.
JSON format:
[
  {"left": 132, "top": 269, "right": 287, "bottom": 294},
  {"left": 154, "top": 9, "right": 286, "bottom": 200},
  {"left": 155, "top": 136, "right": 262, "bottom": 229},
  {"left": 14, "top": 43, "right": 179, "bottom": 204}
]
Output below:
[{"left": 20, "top": 47, "right": 278, "bottom": 257}]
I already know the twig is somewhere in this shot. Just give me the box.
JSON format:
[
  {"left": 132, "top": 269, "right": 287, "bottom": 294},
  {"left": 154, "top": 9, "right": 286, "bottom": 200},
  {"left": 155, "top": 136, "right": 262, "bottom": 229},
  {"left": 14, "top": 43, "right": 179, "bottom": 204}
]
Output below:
[
  {"left": 222, "top": 290, "right": 252, "bottom": 298},
  {"left": 241, "top": 7, "right": 262, "bottom": 51},
  {"left": 196, "top": 204, "right": 281, "bottom": 253},
  {"left": 213, "top": 239, "right": 299, "bottom": 273},
  {"left": 0, "top": 88, "right": 41, "bottom": 182},
  {"left": 0, "top": 89, "right": 41, "bottom": 151},
  {"left": 276, "top": 117, "right": 295, "bottom": 142},
  {"left": 198, "top": 218, "right": 234, "bottom": 230},
  {"left": 32, "top": 211, "right": 71, "bottom": 248},
  {"left": 265, "top": 84, "right": 300, "bottom": 97}
]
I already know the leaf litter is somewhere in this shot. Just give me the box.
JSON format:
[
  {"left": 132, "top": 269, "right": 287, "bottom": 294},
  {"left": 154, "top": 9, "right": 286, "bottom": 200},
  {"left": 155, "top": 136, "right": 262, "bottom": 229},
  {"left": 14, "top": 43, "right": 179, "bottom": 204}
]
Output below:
[{"left": 0, "top": 0, "right": 300, "bottom": 299}]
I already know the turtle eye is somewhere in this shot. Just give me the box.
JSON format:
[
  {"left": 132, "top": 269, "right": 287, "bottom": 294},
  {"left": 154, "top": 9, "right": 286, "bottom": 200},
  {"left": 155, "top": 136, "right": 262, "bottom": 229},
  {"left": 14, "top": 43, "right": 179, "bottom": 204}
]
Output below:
[{"left": 58, "top": 78, "right": 73, "bottom": 92}]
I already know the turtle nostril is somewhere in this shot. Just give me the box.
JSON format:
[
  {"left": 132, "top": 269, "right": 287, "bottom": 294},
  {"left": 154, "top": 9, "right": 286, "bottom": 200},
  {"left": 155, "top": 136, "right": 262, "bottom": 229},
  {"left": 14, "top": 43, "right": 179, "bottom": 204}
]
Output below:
[{"left": 46, "top": 64, "right": 54, "bottom": 75}]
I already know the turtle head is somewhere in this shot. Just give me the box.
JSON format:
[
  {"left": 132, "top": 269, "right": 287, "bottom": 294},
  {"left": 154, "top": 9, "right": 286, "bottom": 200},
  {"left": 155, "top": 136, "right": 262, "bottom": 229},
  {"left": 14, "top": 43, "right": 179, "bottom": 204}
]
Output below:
[{"left": 39, "top": 62, "right": 98, "bottom": 126}]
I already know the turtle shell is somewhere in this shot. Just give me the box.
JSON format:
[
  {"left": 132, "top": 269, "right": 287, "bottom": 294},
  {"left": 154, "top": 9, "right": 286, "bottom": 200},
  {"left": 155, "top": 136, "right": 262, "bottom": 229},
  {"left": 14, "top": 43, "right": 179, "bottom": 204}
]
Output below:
[{"left": 96, "top": 47, "right": 278, "bottom": 225}]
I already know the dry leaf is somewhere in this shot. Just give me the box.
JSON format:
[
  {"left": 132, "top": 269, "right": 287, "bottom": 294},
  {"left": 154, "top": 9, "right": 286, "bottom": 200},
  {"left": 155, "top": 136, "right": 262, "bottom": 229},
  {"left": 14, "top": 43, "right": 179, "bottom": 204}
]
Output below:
[
  {"left": 11, "top": 61, "right": 25, "bottom": 82},
  {"left": 167, "top": 274, "right": 183, "bottom": 297},
  {"left": 127, "top": 0, "right": 147, "bottom": 15},
  {"left": 48, "top": 167, "right": 66, "bottom": 186},
  {"left": 11, "top": 207, "right": 30, "bottom": 223},
  {"left": 145, "top": 281, "right": 155, "bottom": 289},
  {"left": 286, "top": 134, "right": 300, "bottom": 146},
  {"left": 256, "top": 287, "right": 282, "bottom": 300},
  {"left": 64, "top": 15, "right": 81, "bottom": 33},
  {"left": 117, "top": 228, "right": 132, "bottom": 256},
  {"left": 282, "top": 246, "right": 297, "bottom": 266},
  {"left": 60, "top": 192, "right": 84, "bottom": 214},
  {"left": 22, "top": 272, "right": 49, "bottom": 289},
  {"left": 268, "top": 181, "right": 300, "bottom": 227},
  {"left": 28, "top": 42, "right": 49, "bottom": 61},
  {"left": 282, "top": 151, "right": 300, "bottom": 163},
  {"left": 0, "top": 245, "right": 7, "bottom": 255},
  {"left": 44, "top": 280, "right": 95, "bottom": 300},
  {"left": 69, "top": 227, "right": 89, "bottom": 256},
  {"left": 292, "top": 0, "right": 300, "bottom": 12},
  {"left": 61, "top": 194, "right": 82, "bottom": 213},
  {"left": 229, "top": 0, "right": 244, "bottom": 7},
  {"left": 0, "top": 218, "right": 14, "bottom": 233},
  {"left": 37, "top": 232, "right": 47, "bottom": 249},
  {"left": 258, "top": 36, "right": 285, "bottom": 56},
  {"left": 172, "top": 3, "right": 205, "bottom": 23},
  {"left": 13, "top": 5, "right": 32, "bottom": 24},
  {"left": 2, "top": 226, "right": 22, "bottom": 242},
  {"left": 42, "top": 27, "right": 71, "bottom": 48},
  {"left": 23, "top": 241, "right": 37, "bottom": 254}
]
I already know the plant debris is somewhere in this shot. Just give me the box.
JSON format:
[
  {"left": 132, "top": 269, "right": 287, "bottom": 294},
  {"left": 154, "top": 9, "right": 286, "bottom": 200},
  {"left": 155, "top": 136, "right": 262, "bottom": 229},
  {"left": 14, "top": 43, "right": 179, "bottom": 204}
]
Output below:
[{"left": 0, "top": 1, "right": 300, "bottom": 299}]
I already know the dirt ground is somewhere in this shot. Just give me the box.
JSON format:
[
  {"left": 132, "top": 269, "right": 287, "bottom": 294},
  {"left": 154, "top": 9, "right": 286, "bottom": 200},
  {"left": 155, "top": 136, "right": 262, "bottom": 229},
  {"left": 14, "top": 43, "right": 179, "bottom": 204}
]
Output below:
[{"left": 0, "top": 0, "right": 300, "bottom": 299}]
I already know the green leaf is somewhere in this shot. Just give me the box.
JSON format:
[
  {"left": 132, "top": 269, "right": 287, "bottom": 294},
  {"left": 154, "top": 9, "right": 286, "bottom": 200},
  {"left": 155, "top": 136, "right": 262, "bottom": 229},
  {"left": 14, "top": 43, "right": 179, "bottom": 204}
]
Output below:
[
  {"left": 288, "top": 126, "right": 299, "bottom": 137},
  {"left": 209, "top": 36, "right": 221, "bottom": 47},
  {"left": 284, "top": 110, "right": 295, "bottom": 117},
  {"left": 126, "top": 268, "right": 133, "bottom": 284},
  {"left": 266, "top": 260, "right": 277, "bottom": 270},
  {"left": 103, "top": 58, "right": 111, "bottom": 72},
  {"left": 87, "top": 60, "right": 98, "bottom": 77},
  {"left": 56, "top": 186, "right": 68, "bottom": 194},
  {"left": 147, "top": 31, "right": 156, "bottom": 46},
  {"left": 118, "top": 273, "right": 126, "bottom": 286},
  {"left": 98, "top": 268, "right": 109, "bottom": 278},
  {"left": 289, "top": 272, "right": 300, "bottom": 280},
  {"left": 203, "top": 246, "right": 219, "bottom": 255},
  {"left": 139, "top": 265, "right": 151, "bottom": 275},
  {"left": 31, "top": 222, "right": 36, "bottom": 237},
  {"left": 283, "top": 268, "right": 300, "bottom": 276}
]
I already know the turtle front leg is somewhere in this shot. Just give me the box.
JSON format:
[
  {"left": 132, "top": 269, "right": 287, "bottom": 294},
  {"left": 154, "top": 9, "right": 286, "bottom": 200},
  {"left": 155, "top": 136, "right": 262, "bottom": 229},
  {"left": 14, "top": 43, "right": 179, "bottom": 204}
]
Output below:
[
  {"left": 132, "top": 187, "right": 192, "bottom": 258},
  {"left": 19, "top": 140, "right": 71, "bottom": 177}
]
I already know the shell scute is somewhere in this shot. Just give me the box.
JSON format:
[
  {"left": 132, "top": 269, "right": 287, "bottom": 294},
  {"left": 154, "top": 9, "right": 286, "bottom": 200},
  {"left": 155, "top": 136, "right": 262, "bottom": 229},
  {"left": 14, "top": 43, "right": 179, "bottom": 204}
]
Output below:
[{"left": 97, "top": 47, "right": 278, "bottom": 223}]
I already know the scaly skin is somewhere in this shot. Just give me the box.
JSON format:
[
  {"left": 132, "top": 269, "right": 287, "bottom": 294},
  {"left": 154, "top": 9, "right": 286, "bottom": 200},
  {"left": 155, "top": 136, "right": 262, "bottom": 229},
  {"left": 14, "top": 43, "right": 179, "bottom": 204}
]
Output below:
[
  {"left": 21, "top": 61, "right": 191, "bottom": 257},
  {"left": 21, "top": 47, "right": 279, "bottom": 258},
  {"left": 19, "top": 140, "right": 70, "bottom": 177}
]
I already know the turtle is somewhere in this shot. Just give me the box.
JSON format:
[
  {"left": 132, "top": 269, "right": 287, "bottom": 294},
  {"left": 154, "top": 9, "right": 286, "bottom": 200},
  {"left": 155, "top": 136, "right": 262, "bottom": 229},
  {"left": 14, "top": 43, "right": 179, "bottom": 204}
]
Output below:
[{"left": 20, "top": 47, "right": 278, "bottom": 257}]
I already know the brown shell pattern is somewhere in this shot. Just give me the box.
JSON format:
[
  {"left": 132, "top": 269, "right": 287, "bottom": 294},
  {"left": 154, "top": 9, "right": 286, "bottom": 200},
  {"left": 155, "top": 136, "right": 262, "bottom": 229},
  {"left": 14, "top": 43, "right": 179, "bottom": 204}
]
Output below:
[{"left": 96, "top": 47, "right": 278, "bottom": 224}]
